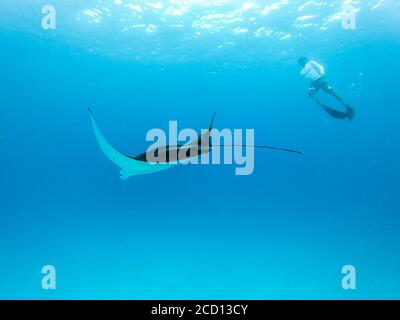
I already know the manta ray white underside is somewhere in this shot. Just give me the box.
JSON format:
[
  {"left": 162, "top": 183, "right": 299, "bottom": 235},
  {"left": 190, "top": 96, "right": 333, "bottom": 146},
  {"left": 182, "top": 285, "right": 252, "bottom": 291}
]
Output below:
[{"left": 89, "top": 109, "right": 176, "bottom": 179}]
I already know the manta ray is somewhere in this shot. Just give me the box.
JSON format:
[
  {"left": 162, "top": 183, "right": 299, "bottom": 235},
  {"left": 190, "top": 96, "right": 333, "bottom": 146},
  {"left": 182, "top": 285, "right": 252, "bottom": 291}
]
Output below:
[{"left": 88, "top": 108, "right": 302, "bottom": 179}]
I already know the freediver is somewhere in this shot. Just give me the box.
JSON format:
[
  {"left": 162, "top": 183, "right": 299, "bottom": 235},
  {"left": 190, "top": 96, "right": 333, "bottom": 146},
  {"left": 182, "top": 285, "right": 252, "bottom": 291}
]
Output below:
[{"left": 298, "top": 57, "right": 355, "bottom": 121}]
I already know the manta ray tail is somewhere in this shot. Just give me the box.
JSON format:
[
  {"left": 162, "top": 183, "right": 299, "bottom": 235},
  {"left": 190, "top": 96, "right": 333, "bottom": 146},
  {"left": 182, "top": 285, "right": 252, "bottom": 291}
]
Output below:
[{"left": 210, "top": 145, "right": 303, "bottom": 154}]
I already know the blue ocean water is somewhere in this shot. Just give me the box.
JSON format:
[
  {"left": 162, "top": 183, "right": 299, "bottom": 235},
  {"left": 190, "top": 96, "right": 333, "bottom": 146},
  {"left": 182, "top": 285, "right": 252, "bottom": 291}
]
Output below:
[{"left": 0, "top": 0, "right": 399, "bottom": 299}]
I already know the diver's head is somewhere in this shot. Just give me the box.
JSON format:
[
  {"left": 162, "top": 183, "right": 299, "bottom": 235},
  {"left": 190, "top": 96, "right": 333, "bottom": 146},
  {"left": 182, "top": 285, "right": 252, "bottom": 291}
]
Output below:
[{"left": 298, "top": 57, "right": 308, "bottom": 67}]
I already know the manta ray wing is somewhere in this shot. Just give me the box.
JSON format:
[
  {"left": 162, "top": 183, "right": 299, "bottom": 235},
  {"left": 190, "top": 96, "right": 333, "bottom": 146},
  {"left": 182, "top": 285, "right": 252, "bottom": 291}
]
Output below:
[{"left": 88, "top": 108, "right": 176, "bottom": 179}]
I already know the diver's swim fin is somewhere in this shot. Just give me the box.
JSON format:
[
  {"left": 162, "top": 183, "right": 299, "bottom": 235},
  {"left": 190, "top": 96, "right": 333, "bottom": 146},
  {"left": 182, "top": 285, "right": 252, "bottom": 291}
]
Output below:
[
  {"left": 322, "top": 105, "right": 349, "bottom": 119},
  {"left": 345, "top": 105, "right": 355, "bottom": 121}
]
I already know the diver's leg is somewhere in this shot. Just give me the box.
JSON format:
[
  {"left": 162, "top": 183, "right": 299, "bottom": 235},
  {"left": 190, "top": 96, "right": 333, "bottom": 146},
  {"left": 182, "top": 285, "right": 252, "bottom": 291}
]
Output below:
[
  {"left": 308, "top": 87, "right": 339, "bottom": 111},
  {"left": 308, "top": 86, "right": 348, "bottom": 119},
  {"left": 308, "top": 87, "right": 324, "bottom": 106},
  {"left": 322, "top": 83, "right": 355, "bottom": 120},
  {"left": 326, "top": 87, "right": 346, "bottom": 104}
]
